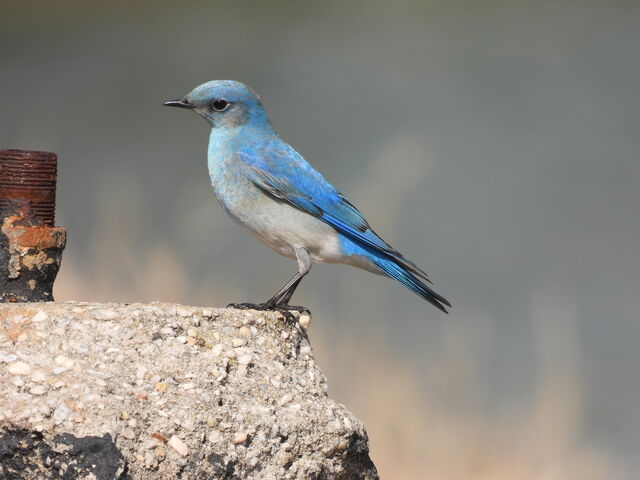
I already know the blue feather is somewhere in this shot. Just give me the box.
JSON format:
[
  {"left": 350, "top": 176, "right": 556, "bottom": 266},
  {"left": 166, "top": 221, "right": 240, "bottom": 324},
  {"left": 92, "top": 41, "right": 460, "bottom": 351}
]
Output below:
[
  {"left": 372, "top": 258, "right": 451, "bottom": 313},
  {"left": 237, "top": 144, "right": 449, "bottom": 307}
]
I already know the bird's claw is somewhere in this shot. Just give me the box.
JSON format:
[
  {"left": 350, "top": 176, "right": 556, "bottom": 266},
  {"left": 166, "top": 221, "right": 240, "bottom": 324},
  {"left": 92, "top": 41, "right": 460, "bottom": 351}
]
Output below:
[
  {"left": 272, "top": 304, "right": 310, "bottom": 316},
  {"left": 226, "top": 302, "right": 272, "bottom": 311},
  {"left": 226, "top": 302, "right": 310, "bottom": 316}
]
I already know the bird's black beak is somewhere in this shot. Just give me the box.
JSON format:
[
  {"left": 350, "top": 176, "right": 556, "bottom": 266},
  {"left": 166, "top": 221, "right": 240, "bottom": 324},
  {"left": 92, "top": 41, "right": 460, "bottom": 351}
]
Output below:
[{"left": 162, "top": 99, "right": 193, "bottom": 109}]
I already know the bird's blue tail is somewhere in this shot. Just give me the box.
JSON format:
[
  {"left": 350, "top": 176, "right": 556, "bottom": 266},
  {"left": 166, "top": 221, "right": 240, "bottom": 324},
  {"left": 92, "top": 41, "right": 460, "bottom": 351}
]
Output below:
[{"left": 373, "top": 257, "right": 451, "bottom": 313}]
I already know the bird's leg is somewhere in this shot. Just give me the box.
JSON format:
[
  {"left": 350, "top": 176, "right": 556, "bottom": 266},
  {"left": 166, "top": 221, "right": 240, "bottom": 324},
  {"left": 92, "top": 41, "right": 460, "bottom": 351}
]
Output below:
[
  {"left": 276, "top": 276, "right": 303, "bottom": 305},
  {"left": 263, "top": 273, "right": 303, "bottom": 309},
  {"left": 228, "top": 247, "right": 311, "bottom": 312},
  {"left": 268, "top": 247, "right": 311, "bottom": 312},
  {"left": 228, "top": 274, "right": 305, "bottom": 312}
]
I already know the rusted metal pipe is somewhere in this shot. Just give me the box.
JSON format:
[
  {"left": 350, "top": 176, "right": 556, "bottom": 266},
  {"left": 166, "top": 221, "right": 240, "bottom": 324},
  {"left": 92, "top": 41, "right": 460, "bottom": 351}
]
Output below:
[{"left": 0, "top": 149, "right": 66, "bottom": 302}]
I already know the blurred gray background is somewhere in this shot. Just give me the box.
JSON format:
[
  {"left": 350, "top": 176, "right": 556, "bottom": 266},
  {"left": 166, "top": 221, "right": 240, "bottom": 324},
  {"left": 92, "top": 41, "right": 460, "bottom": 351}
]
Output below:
[{"left": 2, "top": 1, "right": 639, "bottom": 477}]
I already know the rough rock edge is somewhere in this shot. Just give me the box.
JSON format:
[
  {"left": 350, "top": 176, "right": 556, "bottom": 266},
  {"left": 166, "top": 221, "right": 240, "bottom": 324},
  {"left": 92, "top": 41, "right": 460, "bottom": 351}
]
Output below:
[{"left": 0, "top": 302, "right": 378, "bottom": 480}]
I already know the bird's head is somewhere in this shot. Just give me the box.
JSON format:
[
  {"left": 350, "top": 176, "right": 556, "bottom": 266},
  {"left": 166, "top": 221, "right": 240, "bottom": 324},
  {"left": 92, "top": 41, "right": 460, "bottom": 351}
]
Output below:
[{"left": 163, "top": 80, "right": 269, "bottom": 129}]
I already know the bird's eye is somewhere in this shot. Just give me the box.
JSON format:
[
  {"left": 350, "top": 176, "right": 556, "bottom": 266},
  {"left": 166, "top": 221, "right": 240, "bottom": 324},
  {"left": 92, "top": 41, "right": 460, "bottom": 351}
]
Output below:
[{"left": 212, "top": 99, "right": 230, "bottom": 112}]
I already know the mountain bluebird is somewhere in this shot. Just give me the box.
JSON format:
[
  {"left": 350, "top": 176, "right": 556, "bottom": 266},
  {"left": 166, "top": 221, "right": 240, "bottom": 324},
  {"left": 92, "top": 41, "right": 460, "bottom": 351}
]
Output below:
[{"left": 164, "top": 80, "right": 450, "bottom": 313}]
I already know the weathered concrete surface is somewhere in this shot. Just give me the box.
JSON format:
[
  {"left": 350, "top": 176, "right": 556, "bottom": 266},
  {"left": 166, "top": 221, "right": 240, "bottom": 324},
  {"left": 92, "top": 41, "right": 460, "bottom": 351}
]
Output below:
[{"left": 0, "top": 302, "right": 378, "bottom": 479}]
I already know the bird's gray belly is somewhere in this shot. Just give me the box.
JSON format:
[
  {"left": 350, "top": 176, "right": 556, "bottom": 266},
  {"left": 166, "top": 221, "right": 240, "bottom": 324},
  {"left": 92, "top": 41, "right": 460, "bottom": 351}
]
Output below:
[{"left": 214, "top": 181, "right": 342, "bottom": 263}]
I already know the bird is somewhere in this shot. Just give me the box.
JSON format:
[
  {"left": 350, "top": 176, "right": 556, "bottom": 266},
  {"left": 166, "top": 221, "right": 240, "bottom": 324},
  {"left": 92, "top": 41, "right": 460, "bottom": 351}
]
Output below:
[{"left": 164, "top": 80, "right": 450, "bottom": 313}]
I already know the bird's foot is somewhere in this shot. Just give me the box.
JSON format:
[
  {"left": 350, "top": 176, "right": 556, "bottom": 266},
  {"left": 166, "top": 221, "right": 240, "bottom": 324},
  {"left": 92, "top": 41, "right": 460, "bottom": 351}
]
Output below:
[
  {"left": 226, "top": 302, "right": 273, "bottom": 311},
  {"left": 272, "top": 304, "right": 310, "bottom": 316},
  {"left": 226, "top": 302, "right": 310, "bottom": 316}
]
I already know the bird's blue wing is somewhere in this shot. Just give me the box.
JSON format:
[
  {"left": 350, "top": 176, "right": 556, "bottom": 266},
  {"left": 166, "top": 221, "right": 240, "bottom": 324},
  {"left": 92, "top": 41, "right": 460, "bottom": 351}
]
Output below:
[{"left": 236, "top": 141, "right": 434, "bottom": 284}]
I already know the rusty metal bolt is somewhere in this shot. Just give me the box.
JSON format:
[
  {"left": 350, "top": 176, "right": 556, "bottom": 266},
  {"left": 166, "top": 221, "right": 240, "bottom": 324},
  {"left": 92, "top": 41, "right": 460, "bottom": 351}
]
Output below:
[
  {"left": 0, "top": 150, "right": 57, "bottom": 226},
  {"left": 0, "top": 149, "right": 66, "bottom": 302}
]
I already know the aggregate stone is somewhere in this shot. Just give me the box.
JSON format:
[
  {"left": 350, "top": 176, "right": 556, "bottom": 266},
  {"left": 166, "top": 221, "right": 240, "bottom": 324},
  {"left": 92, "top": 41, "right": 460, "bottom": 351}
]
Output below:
[
  {"left": 7, "top": 360, "right": 31, "bottom": 376},
  {"left": 0, "top": 302, "right": 378, "bottom": 480}
]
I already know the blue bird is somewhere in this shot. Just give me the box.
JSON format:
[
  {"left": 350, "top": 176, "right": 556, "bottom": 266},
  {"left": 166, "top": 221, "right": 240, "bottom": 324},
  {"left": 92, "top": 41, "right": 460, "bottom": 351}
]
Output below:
[{"left": 164, "top": 80, "right": 450, "bottom": 313}]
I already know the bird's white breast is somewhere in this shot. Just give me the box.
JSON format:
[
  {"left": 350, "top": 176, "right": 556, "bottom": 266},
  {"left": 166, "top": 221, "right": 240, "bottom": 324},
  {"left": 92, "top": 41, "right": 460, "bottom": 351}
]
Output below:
[{"left": 212, "top": 171, "right": 343, "bottom": 265}]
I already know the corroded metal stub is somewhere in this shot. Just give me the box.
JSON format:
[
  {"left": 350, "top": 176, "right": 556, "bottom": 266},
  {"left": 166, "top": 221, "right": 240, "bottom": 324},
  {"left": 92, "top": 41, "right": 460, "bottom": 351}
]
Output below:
[
  {"left": 0, "top": 149, "right": 57, "bottom": 226},
  {"left": 0, "top": 150, "right": 66, "bottom": 302}
]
